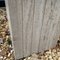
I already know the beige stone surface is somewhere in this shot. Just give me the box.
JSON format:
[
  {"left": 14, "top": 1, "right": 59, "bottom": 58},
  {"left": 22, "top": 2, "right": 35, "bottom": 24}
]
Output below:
[{"left": 5, "top": 0, "right": 60, "bottom": 59}]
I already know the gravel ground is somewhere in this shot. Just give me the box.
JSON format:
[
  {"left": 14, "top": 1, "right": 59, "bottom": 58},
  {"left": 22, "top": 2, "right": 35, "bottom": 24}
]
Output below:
[
  {"left": 24, "top": 41, "right": 60, "bottom": 60},
  {"left": 0, "top": 8, "right": 15, "bottom": 60},
  {"left": 24, "top": 48, "right": 60, "bottom": 60}
]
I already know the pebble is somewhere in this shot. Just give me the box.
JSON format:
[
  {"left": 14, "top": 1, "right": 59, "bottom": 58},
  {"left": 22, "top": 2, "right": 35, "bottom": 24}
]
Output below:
[
  {"left": 46, "top": 49, "right": 51, "bottom": 55},
  {"left": 48, "top": 55, "right": 52, "bottom": 59},
  {"left": 57, "top": 52, "right": 60, "bottom": 56},
  {"left": 0, "top": 56, "right": 3, "bottom": 59},
  {"left": 0, "top": 49, "right": 2, "bottom": 52},
  {"left": 28, "top": 57, "right": 31, "bottom": 59},
  {"left": 31, "top": 53, "right": 38, "bottom": 58},
  {"left": 52, "top": 49, "right": 56, "bottom": 53},
  {"left": 3, "top": 56, "right": 6, "bottom": 59},
  {"left": 58, "top": 57, "right": 60, "bottom": 60},
  {"left": 51, "top": 52, "right": 55, "bottom": 57},
  {"left": 8, "top": 53, "right": 11, "bottom": 57}
]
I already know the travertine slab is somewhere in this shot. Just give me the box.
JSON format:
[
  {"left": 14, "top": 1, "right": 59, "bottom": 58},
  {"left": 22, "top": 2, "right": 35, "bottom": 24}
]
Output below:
[{"left": 5, "top": 0, "right": 60, "bottom": 59}]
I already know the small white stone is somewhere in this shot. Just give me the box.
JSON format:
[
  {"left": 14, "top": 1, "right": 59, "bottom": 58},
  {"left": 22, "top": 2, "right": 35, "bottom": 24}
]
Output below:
[
  {"left": 51, "top": 52, "right": 55, "bottom": 57},
  {"left": 3, "top": 57, "right": 6, "bottom": 59},
  {"left": 11, "top": 50, "right": 14, "bottom": 54},
  {"left": 0, "top": 49, "right": 2, "bottom": 52},
  {"left": 32, "top": 53, "right": 38, "bottom": 58},
  {"left": 58, "top": 57, "right": 60, "bottom": 60},
  {"left": 45, "top": 55, "right": 48, "bottom": 58},
  {"left": 24, "top": 58, "right": 26, "bottom": 60},
  {"left": 28, "top": 57, "right": 31, "bottom": 60},
  {"left": 6, "top": 35, "right": 9, "bottom": 39},
  {"left": 9, "top": 45, "right": 12, "bottom": 48},
  {"left": 48, "top": 55, "right": 52, "bottom": 59},
  {"left": 0, "top": 56, "right": 3, "bottom": 59},
  {"left": 53, "top": 57, "right": 56, "bottom": 60},
  {"left": 8, "top": 53, "right": 11, "bottom": 57},
  {"left": 52, "top": 49, "right": 56, "bottom": 53},
  {"left": 46, "top": 49, "right": 51, "bottom": 54},
  {"left": 57, "top": 52, "right": 60, "bottom": 56},
  {"left": 50, "top": 58, "right": 53, "bottom": 60}
]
